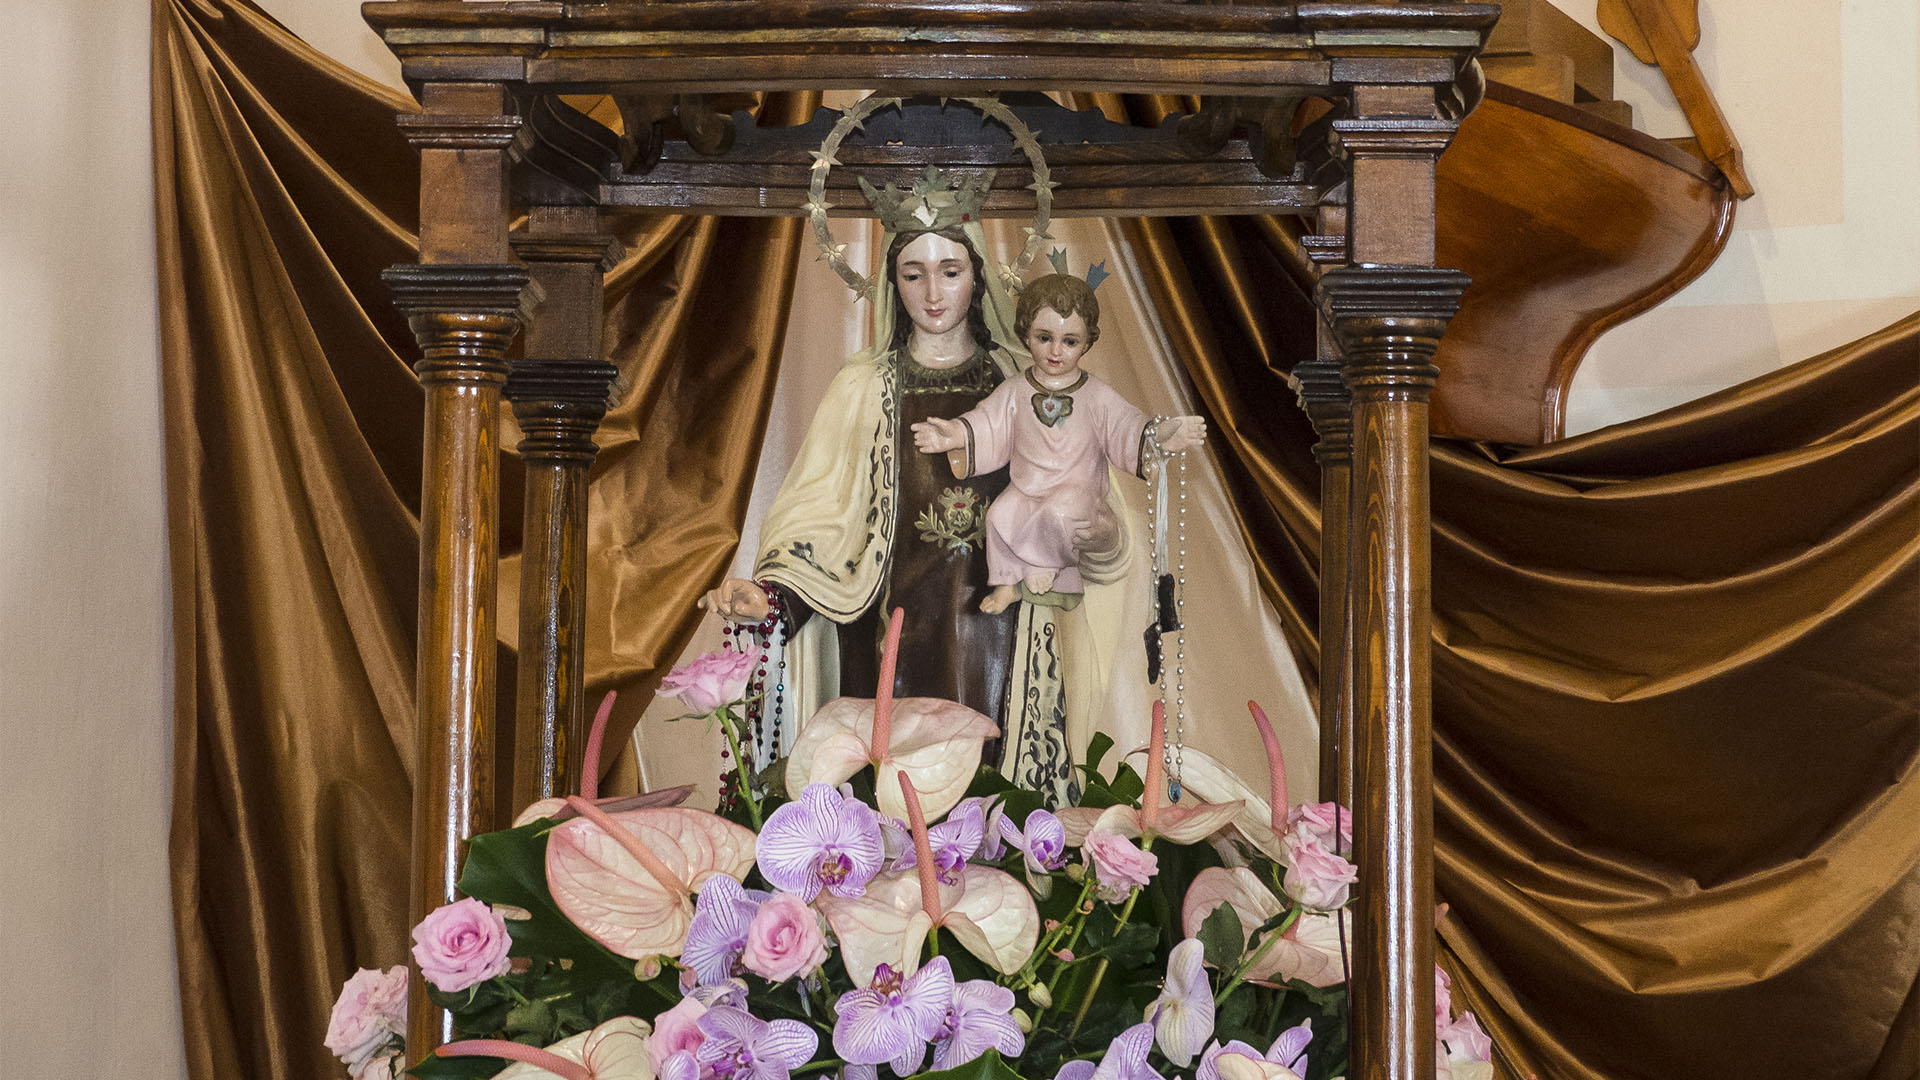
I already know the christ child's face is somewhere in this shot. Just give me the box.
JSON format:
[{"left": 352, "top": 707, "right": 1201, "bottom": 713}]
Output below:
[
  {"left": 1025, "top": 307, "right": 1092, "bottom": 382},
  {"left": 894, "top": 232, "right": 975, "bottom": 338}
]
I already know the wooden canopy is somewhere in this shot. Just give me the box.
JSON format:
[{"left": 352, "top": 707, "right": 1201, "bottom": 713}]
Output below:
[{"left": 357, "top": 3, "right": 1500, "bottom": 1077}]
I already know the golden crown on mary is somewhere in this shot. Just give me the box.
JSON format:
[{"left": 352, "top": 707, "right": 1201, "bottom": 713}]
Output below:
[{"left": 859, "top": 166, "right": 997, "bottom": 234}]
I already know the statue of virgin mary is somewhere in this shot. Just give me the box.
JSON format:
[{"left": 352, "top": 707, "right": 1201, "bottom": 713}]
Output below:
[{"left": 703, "top": 168, "right": 1140, "bottom": 803}]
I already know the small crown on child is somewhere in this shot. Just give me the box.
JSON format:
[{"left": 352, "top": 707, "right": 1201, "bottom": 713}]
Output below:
[
  {"left": 1044, "top": 247, "right": 1111, "bottom": 292},
  {"left": 859, "top": 166, "right": 997, "bottom": 234}
]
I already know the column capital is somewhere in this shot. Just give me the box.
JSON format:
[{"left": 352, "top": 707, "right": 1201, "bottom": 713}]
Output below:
[
  {"left": 1318, "top": 264, "right": 1469, "bottom": 395},
  {"left": 382, "top": 263, "right": 538, "bottom": 384},
  {"left": 510, "top": 231, "right": 626, "bottom": 271},
  {"left": 394, "top": 112, "right": 522, "bottom": 150}
]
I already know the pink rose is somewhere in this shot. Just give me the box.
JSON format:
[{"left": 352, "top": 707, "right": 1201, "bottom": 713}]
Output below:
[
  {"left": 325, "top": 966, "right": 407, "bottom": 1074},
  {"left": 1281, "top": 834, "right": 1357, "bottom": 910},
  {"left": 1440, "top": 1010, "right": 1493, "bottom": 1063},
  {"left": 740, "top": 892, "right": 829, "bottom": 982},
  {"left": 1285, "top": 801, "right": 1352, "bottom": 855},
  {"left": 1083, "top": 829, "right": 1158, "bottom": 901},
  {"left": 660, "top": 646, "right": 762, "bottom": 716},
  {"left": 410, "top": 897, "right": 512, "bottom": 993},
  {"left": 359, "top": 1053, "right": 401, "bottom": 1080},
  {"left": 1434, "top": 965, "right": 1454, "bottom": 1026},
  {"left": 648, "top": 996, "right": 709, "bottom": 1074}
]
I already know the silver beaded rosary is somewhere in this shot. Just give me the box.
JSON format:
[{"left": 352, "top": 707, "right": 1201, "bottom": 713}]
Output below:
[{"left": 1143, "top": 418, "right": 1190, "bottom": 802}]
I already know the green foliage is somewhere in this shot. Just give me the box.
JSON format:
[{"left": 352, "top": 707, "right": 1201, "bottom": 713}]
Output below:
[
  {"left": 913, "top": 1050, "right": 1031, "bottom": 1080},
  {"left": 408, "top": 1053, "right": 507, "bottom": 1080},
  {"left": 1198, "top": 902, "right": 1244, "bottom": 972}
]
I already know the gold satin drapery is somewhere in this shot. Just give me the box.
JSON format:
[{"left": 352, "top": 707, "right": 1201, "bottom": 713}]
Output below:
[
  {"left": 155, "top": 2, "right": 812, "bottom": 1076},
  {"left": 152, "top": 6, "right": 1919, "bottom": 1077},
  {"left": 1123, "top": 204, "right": 1920, "bottom": 1078}
]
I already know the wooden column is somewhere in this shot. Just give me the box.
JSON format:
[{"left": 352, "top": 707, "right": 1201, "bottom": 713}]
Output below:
[
  {"left": 1298, "top": 208, "right": 1355, "bottom": 808},
  {"left": 506, "top": 208, "right": 622, "bottom": 810},
  {"left": 1321, "top": 83, "right": 1469, "bottom": 1080},
  {"left": 381, "top": 81, "right": 527, "bottom": 1058}
]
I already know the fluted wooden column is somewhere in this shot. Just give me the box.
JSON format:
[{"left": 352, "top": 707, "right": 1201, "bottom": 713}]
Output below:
[
  {"left": 1322, "top": 83, "right": 1469, "bottom": 1080},
  {"left": 382, "top": 81, "right": 528, "bottom": 1058},
  {"left": 507, "top": 207, "right": 622, "bottom": 811},
  {"left": 1298, "top": 208, "right": 1354, "bottom": 807}
]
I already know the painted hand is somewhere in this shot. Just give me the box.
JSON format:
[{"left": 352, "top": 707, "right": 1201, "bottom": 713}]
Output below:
[
  {"left": 1156, "top": 415, "right": 1208, "bottom": 452},
  {"left": 698, "top": 577, "right": 772, "bottom": 622},
  {"left": 910, "top": 416, "right": 966, "bottom": 454}
]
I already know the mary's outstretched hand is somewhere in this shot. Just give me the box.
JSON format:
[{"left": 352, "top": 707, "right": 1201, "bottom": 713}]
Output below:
[{"left": 699, "top": 577, "right": 772, "bottom": 622}]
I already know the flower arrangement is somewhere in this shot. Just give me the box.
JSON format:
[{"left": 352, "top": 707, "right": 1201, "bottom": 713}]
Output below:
[{"left": 329, "top": 611, "right": 1494, "bottom": 1080}]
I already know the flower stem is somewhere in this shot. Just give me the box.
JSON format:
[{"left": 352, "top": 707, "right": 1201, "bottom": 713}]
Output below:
[
  {"left": 1214, "top": 907, "right": 1301, "bottom": 1004},
  {"left": 717, "top": 706, "right": 763, "bottom": 828},
  {"left": 1067, "top": 887, "right": 1142, "bottom": 1038}
]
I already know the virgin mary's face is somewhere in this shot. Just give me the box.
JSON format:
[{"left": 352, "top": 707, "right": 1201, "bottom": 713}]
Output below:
[{"left": 893, "top": 232, "right": 975, "bottom": 338}]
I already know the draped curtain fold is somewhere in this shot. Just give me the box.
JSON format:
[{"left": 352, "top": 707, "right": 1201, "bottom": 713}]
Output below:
[
  {"left": 155, "top": 6, "right": 1918, "bottom": 1079},
  {"left": 1120, "top": 201, "right": 1919, "bottom": 1079},
  {"left": 155, "top": 2, "right": 810, "bottom": 1076}
]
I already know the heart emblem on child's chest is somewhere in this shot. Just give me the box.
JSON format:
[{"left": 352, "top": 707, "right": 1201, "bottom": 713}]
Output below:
[{"left": 1030, "top": 393, "right": 1074, "bottom": 427}]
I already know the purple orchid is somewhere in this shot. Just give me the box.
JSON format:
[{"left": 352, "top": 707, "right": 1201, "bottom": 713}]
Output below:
[
  {"left": 1055, "top": 1023, "right": 1166, "bottom": 1080},
  {"left": 1196, "top": 1021, "right": 1312, "bottom": 1080},
  {"left": 1147, "top": 938, "right": 1213, "bottom": 1067},
  {"left": 894, "top": 798, "right": 987, "bottom": 884},
  {"left": 682, "top": 877, "right": 769, "bottom": 986},
  {"left": 832, "top": 957, "right": 955, "bottom": 1077},
  {"left": 997, "top": 809, "right": 1067, "bottom": 874},
  {"left": 693, "top": 1006, "right": 819, "bottom": 1080},
  {"left": 757, "top": 784, "right": 885, "bottom": 902},
  {"left": 931, "top": 981, "right": 1025, "bottom": 1071},
  {"left": 662, "top": 1050, "right": 705, "bottom": 1080},
  {"left": 958, "top": 797, "right": 1008, "bottom": 860}
]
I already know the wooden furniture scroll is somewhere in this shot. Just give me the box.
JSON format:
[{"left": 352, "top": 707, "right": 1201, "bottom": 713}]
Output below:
[{"left": 357, "top": 4, "right": 1501, "bottom": 1078}]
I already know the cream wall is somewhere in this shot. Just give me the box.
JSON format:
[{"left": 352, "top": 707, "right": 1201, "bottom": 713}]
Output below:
[
  {"left": 1, "top": 1, "right": 1908, "bottom": 1077},
  {"left": 2, "top": 2, "right": 184, "bottom": 1078}
]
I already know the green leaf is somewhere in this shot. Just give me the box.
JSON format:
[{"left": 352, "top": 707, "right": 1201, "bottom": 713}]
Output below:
[
  {"left": 409, "top": 1053, "right": 506, "bottom": 1080},
  {"left": 1083, "top": 733, "right": 1114, "bottom": 773},
  {"left": 1106, "top": 763, "right": 1144, "bottom": 806},
  {"left": 504, "top": 998, "right": 556, "bottom": 1042},
  {"left": 1199, "top": 902, "right": 1245, "bottom": 971},
  {"left": 912, "top": 1049, "right": 1031, "bottom": 1080}
]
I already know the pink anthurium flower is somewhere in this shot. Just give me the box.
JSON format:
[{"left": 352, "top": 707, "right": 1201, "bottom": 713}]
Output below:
[
  {"left": 548, "top": 796, "right": 758, "bottom": 959},
  {"left": 815, "top": 776, "right": 1039, "bottom": 985},
  {"left": 513, "top": 692, "right": 696, "bottom": 826},
  {"left": 1058, "top": 704, "right": 1244, "bottom": 848},
  {"left": 1181, "top": 867, "right": 1349, "bottom": 987},
  {"left": 439, "top": 1015, "right": 653, "bottom": 1080},
  {"left": 784, "top": 609, "right": 999, "bottom": 823}
]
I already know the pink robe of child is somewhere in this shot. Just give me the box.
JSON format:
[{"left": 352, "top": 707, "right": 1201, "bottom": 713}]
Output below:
[{"left": 958, "top": 371, "right": 1146, "bottom": 594}]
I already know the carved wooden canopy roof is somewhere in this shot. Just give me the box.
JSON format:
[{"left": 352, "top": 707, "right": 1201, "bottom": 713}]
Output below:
[{"left": 360, "top": 1, "right": 1500, "bottom": 218}]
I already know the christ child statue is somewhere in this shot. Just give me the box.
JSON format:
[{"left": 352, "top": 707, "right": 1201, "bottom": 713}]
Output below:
[{"left": 911, "top": 272, "right": 1206, "bottom": 614}]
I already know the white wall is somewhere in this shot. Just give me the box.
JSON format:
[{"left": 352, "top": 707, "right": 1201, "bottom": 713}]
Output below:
[
  {"left": 1, "top": 1, "right": 183, "bottom": 1077},
  {"left": 1560, "top": 0, "right": 1920, "bottom": 434},
  {"left": 1, "top": 1, "right": 1906, "bottom": 1077}
]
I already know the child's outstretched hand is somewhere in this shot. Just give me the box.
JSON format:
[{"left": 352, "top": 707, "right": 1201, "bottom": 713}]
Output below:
[
  {"left": 1155, "top": 415, "right": 1208, "bottom": 452},
  {"left": 910, "top": 416, "right": 967, "bottom": 454}
]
